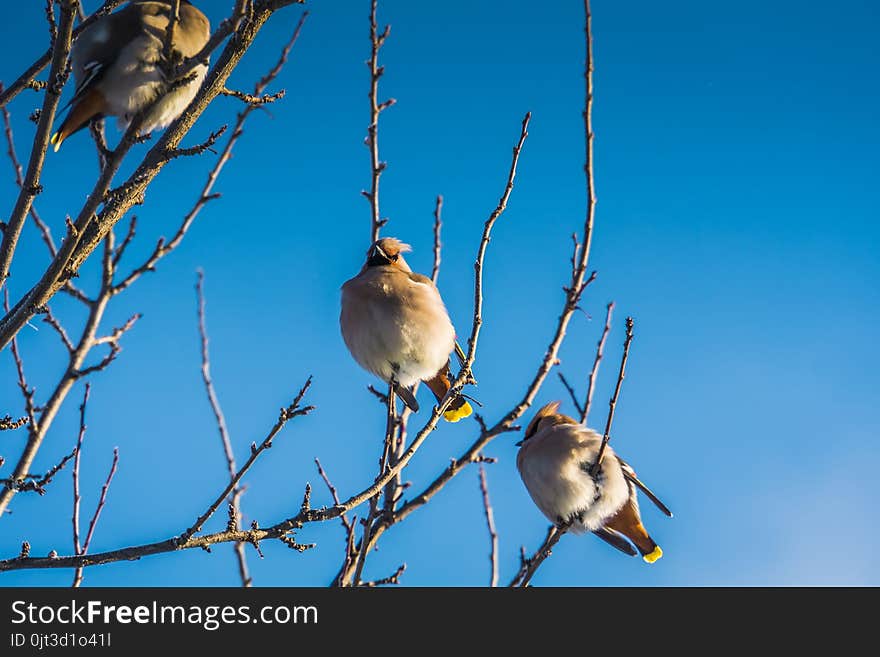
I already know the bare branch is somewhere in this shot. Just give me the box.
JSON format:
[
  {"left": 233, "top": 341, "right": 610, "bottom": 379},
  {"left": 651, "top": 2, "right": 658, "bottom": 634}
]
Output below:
[
  {"left": 361, "top": 563, "right": 406, "bottom": 587},
  {"left": 478, "top": 465, "right": 499, "bottom": 587},
  {"left": 592, "top": 316, "right": 634, "bottom": 474},
  {"left": 4, "top": 289, "right": 37, "bottom": 434},
  {"left": 42, "top": 305, "right": 74, "bottom": 353},
  {"left": 366, "top": 0, "right": 394, "bottom": 243},
  {"left": 557, "top": 372, "right": 585, "bottom": 419},
  {"left": 160, "top": 0, "right": 182, "bottom": 80},
  {"left": 431, "top": 195, "right": 442, "bottom": 284},
  {"left": 179, "top": 377, "right": 314, "bottom": 544},
  {"left": 163, "top": 125, "right": 228, "bottom": 161},
  {"left": 510, "top": 524, "right": 568, "bottom": 587},
  {"left": 1, "top": 448, "right": 76, "bottom": 495},
  {"left": 0, "top": 0, "right": 77, "bottom": 291},
  {"left": 196, "top": 270, "right": 251, "bottom": 587},
  {"left": 74, "top": 447, "right": 118, "bottom": 588},
  {"left": 71, "top": 383, "right": 90, "bottom": 570},
  {"left": 220, "top": 88, "right": 286, "bottom": 106},
  {"left": 581, "top": 300, "right": 614, "bottom": 423},
  {"left": 0, "top": 416, "right": 30, "bottom": 431}
]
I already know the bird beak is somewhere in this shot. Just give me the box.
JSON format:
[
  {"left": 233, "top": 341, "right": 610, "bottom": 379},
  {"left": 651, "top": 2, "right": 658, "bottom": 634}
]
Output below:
[{"left": 514, "top": 439, "right": 524, "bottom": 447}]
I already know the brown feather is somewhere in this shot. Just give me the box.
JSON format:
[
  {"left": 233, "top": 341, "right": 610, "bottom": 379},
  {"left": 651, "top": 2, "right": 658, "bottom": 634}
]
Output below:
[
  {"left": 602, "top": 495, "right": 658, "bottom": 558},
  {"left": 51, "top": 88, "right": 107, "bottom": 151},
  {"left": 423, "top": 361, "right": 470, "bottom": 415}
]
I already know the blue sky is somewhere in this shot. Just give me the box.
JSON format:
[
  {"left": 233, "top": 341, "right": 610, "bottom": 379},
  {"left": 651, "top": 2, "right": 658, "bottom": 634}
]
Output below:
[{"left": 1, "top": 0, "right": 878, "bottom": 586}]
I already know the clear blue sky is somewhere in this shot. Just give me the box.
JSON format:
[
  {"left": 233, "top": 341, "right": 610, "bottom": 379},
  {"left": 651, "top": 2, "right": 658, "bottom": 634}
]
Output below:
[{"left": 1, "top": 0, "right": 878, "bottom": 586}]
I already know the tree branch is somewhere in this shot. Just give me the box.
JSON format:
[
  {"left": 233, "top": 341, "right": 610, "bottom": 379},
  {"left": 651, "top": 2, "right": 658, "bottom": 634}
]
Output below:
[
  {"left": 0, "top": 0, "right": 77, "bottom": 291},
  {"left": 196, "top": 269, "right": 251, "bottom": 587},
  {"left": 581, "top": 300, "right": 614, "bottom": 423},
  {"left": 478, "top": 464, "right": 498, "bottom": 587},
  {"left": 592, "top": 316, "right": 633, "bottom": 474},
  {"left": 365, "top": 0, "right": 394, "bottom": 243}
]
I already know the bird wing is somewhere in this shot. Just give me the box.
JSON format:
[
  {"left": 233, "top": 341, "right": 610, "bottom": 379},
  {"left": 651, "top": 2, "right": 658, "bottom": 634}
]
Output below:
[
  {"left": 619, "top": 458, "right": 673, "bottom": 518},
  {"left": 592, "top": 527, "right": 638, "bottom": 557},
  {"left": 68, "top": 4, "right": 155, "bottom": 105}
]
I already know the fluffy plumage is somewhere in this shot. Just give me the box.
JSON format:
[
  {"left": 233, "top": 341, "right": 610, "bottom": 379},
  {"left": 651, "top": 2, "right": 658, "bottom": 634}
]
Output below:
[
  {"left": 51, "top": 1, "right": 210, "bottom": 150},
  {"left": 340, "top": 237, "right": 472, "bottom": 422},
  {"left": 517, "top": 402, "right": 670, "bottom": 562}
]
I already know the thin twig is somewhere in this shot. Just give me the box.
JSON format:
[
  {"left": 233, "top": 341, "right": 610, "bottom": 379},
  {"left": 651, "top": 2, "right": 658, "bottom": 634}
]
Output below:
[
  {"left": 557, "top": 372, "right": 584, "bottom": 419},
  {"left": 73, "top": 448, "right": 118, "bottom": 587},
  {"left": 196, "top": 269, "right": 251, "bottom": 587},
  {"left": 365, "top": 0, "right": 395, "bottom": 243},
  {"left": 0, "top": 0, "right": 77, "bottom": 292},
  {"left": 71, "top": 383, "right": 89, "bottom": 584},
  {"left": 592, "top": 316, "right": 634, "bottom": 474},
  {"left": 581, "top": 301, "right": 614, "bottom": 423},
  {"left": 431, "top": 195, "right": 442, "bottom": 284},
  {"left": 511, "top": 524, "right": 568, "bottom": 587},
  {"left": 361, "top": 563, "right": 406, "bottom": 587},
  {"left": 478, "top": 464, "right": 499, "bottom": 587},
  {"left": 178, "top": 377, "right": 314, "bottom": 543}
]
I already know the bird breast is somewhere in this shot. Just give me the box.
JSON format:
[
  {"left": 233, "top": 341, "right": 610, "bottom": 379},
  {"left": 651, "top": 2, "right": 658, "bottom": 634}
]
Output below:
[{"left": 340, "top": 269, "right": 456, "bottom": 386}]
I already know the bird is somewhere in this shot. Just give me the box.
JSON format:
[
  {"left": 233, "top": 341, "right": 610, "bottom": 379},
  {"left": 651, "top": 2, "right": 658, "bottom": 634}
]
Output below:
[
  {"left": 50, "top": 1, "right": 211, "bottom": 151},
  {"left": 516, "top": 401, "right": 672, "bottom": 563},
  {"left": 340, "top": 237, "right": 473, "bottom": 422}
]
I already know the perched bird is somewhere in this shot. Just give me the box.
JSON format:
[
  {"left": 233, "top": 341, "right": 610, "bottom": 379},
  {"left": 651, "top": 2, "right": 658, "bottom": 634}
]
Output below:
[
  {"left": 50, "top": 0, "right": 211, "bottom": 151},
  {"left": 340, "top": 237, "right": 473, "bottom": 422},
  {"left": 516, "top": 401, "right": 672, "bottom": 563}
]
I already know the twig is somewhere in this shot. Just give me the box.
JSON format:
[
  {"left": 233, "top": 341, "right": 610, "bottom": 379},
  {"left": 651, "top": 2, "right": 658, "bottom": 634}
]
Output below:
[
  {"left": 1, "top": 448, "right": 76, "bottom": 494},
  {"left": 0, "top": 85, "right": 66, "bottom": 265},
  {"left": 431, "top": 195, "right": 442, "bottom": 283},
  {"left": 0, "top": 6, "right": 308, "bottom": 518},
  {"left": 361, "top": 563, "right": 406, "bottom": 587},
  {"left": 478, "top": 464, "right": 499, "bottom": 587},
  {"left": 71, "top": 384, "right": 90, "bottom": 571},
  {"left": 73, "top": 447, "right": 118, "bottom": 587},
  {"left": 0, "top": 0, "right": 77, "bottom": 292},
  {"left": 5, "top": 289, "right": 37, "bottom": 435},
  {"left": 196, "top": 270, "right": 251, "bottom": 587},
  {"left": 43, "top": 305, "right": 75, "bottom": 352},
  {"left": 178, "top": 377, "right": 314, "bottom": 543},
  {"left": 510, "top": 524, "right": 567, "bottom": 587},
  {"left": 160, "top": 0, "right": 182, "bottom": 80},
  {"left": 557, "top": 372, "right": 584, "bottom": 419},
  {"left": 365, "top": 0, "right": 395, "bottom": 243},
  {"left": 0, "top": 416, "right": 30, "bottom": 431},
  {"left": 220, "top": 88, "right": 285, "bottom": 105},
  {"left": 592, "top": 316, "right": 633, "bottom": 474},
  {"left": 581, "top": 300, "right": 614, "bottom": 423}
]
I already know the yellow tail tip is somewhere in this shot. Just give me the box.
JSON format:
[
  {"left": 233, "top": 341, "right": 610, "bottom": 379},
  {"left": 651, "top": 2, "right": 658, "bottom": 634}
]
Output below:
[
  {"left": 643, "top": 545, "right": 663, "bottom": 564},
  {"left": 50, "top": 132, "right": 62, "bottom": 152},
  {"left": 443, "top": 401, "right": 473, "bottom": 423}
]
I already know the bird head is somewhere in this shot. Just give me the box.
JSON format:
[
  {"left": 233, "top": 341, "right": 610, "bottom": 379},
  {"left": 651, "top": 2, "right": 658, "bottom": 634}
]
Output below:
[
  {"left": 515, "top": 401, "right": 578, "bottom": 446},
  {"left": 364, "top": 237, "right": 413, "bottom": 272}
]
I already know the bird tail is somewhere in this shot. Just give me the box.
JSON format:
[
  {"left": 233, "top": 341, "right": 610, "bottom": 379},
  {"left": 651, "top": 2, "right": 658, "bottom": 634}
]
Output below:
[
  {"left": 602, "top": 498, "right": 663, "bottom": 563},
  {"left": 50, "top": 89, "right": 107, "bottom": 152},
  {"left": 423, "top": 361, "right": 472, "bottom": 423}
]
